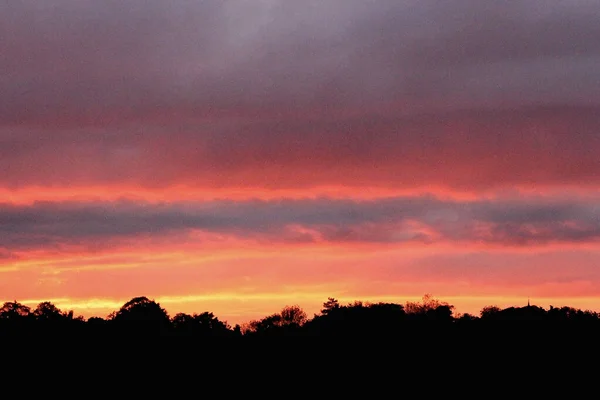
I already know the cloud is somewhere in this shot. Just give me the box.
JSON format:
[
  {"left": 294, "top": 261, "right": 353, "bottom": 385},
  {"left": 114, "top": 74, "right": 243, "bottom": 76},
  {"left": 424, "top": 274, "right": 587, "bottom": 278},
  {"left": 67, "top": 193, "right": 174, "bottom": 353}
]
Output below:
[
  {"left": 1, "top": 105, "right": 600, "bottom": 191},
  {"left": 1, "top": 1, "right": 599, "bottom": 192},
  {"left": 1, "top": 195, "right": 599, "bottom": 253},
  {"left": 2, "top": 0, "right": 599, "bottom": 123}
]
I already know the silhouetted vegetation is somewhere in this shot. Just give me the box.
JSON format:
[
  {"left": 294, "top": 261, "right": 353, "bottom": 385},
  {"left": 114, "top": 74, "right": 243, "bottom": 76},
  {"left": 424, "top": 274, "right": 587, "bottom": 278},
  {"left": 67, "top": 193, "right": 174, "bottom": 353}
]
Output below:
[{"left": 2, "top": 294, "right": 600, "bottom": 337}]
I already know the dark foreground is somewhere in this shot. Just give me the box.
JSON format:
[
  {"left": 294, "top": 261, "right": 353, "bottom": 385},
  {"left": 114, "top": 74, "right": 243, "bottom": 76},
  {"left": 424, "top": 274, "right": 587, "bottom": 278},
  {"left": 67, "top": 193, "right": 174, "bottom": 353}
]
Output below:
[{"left": 3, "top": 295, "right": 593, "bottom": 396}]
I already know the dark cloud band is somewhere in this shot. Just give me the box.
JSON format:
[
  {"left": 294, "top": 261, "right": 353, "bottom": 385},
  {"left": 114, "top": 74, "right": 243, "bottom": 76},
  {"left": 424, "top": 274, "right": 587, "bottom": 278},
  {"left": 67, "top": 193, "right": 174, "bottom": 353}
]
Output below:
[{"left": 1, "top": 196, "right": 599, "bottom": 252}]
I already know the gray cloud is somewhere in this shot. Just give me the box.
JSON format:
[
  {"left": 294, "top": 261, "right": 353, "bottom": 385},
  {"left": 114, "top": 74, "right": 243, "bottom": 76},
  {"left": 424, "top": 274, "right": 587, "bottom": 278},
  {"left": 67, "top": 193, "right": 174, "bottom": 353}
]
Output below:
[
  {"left": 1, "top": 196, "right": 599, "bottom": 252},
  {"left": 1, "top": 0, "right": 599, "bottom": 125}
]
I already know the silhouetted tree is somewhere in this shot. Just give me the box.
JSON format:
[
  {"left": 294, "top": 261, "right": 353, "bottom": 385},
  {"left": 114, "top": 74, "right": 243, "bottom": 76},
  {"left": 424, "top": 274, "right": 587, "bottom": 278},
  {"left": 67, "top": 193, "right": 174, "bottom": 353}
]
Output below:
[
  {"left": 405, "top": 294, "right": 454, "bottom": 324},
  {"left": 0, "top": 301, "right": 31, "bottom": 320},
  {"left": 280, "top": 305, "right": 308, "bottom": 326},
  {"left": 321, "top": 297, "right": 340, "bottom": 314},
  {"left": 33, "top": 302, "right": 63, "bottom": 321},
  {"left": 245, "top": 305, "right": 309, "bottom": 336},
  {"left": 456, "top": 313, "right": 478, "bottom": 322},
  {"left": 547, "top": 306, "right": 599, "bottom": 324},
  {"left": 246, "top": 313, "right": 283, "bottom": 335},
  {"left": 110, "top": 296, "right": 171, "bottom": 335},
  {"left": 0, "top": 301, "right": 33, "bottom": 335},
  {"left": 172, "top": 312, "right": 231, "bottom": 336},
  {"left": 480, "top": 305, "right": 501, "bottom": 319}
]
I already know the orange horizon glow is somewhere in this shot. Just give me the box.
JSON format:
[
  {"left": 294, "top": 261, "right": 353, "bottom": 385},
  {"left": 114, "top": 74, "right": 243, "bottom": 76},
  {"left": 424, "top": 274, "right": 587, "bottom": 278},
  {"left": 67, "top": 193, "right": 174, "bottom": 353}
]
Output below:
[
  {"left": 3, "top": 184, "right": 600, "bottom": 324},
  {"left": 3, "top": 228, "right": 600, "bottom": 325}
]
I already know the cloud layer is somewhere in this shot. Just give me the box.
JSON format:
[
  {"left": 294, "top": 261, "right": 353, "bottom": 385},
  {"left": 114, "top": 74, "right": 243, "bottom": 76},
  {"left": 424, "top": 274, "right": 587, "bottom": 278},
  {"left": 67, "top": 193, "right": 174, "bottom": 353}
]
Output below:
[
  {"left": 1, "top": 1, "right": 599, "bottom": 192},
  {"left": 1, "top": 195, "right": 599, "bottom": 255},
  {"left": 3, "top": 0, "right": 599, "bottom": 121}
]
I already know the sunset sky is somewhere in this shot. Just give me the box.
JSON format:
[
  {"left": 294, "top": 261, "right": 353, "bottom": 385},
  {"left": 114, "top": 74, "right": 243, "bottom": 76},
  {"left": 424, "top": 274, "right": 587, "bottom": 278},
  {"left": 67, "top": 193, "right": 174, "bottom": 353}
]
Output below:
[{"left": 2, "top": 1, "right": 600, "bottom": 325}]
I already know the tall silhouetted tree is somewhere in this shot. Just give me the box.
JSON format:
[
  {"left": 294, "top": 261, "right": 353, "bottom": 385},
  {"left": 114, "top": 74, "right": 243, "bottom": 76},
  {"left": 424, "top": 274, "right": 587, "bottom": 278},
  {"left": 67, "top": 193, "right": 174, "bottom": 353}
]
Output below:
[{"left": 321, "top": 298, "right": 340, "bottom": 315}]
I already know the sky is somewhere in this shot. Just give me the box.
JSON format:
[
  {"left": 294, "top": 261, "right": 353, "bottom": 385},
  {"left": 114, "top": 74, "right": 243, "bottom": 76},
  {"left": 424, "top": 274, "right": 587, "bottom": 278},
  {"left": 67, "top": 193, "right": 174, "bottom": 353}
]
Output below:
[{"left": 2, "top": 0, "right": 600, "bottom": 324}]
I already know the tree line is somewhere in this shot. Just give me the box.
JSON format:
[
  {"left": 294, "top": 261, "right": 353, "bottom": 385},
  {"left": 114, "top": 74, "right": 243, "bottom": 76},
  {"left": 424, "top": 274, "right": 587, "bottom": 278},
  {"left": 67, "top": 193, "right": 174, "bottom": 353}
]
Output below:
[{"left": 1, "top": 293, "right": 599, "bottom": 336}]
